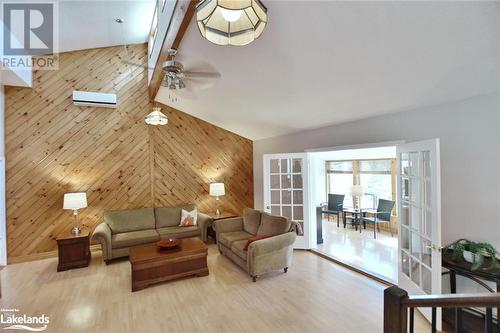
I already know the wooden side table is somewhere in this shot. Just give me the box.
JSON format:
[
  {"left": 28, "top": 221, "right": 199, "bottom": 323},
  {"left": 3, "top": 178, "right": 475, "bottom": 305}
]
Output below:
[
  {"left": 205, "top": 211, "right": 239, "bottom": 243},
  {"left": 56, "top": 230, "right": 91, "bottom": 272}
]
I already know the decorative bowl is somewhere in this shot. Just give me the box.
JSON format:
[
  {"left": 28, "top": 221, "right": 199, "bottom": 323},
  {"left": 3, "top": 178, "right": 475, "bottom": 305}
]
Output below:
[{"left": 157, "top": 238, "right": 180, "bottom": 249}]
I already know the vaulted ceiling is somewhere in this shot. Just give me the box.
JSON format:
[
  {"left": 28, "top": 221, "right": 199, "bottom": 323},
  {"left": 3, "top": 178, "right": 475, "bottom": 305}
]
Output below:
[
  {"left": 57, "top": 0, "right": 156, "bottom": 53},
  {"left": 156, "top": 1, "right": 500, "bottom": 140}
]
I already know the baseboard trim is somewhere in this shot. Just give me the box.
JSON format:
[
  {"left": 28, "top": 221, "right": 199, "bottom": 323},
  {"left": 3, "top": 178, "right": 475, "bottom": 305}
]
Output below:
[
  {"left": 8, "top": 245, "right": 102, "bottom": 264},
  {"left": 310, "top": 248, "right": 395, "bottom": 287}
]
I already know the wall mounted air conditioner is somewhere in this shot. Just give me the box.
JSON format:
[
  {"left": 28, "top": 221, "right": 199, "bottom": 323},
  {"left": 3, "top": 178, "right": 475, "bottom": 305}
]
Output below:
[{"left": 72, "top": 91, "right": 117, "bottom": 108}]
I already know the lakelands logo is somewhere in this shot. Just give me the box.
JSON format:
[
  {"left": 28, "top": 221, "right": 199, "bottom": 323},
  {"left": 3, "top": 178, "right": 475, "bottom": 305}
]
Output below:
[
  {"left": 1, "top": 308, "right": 49, "bottom": 331},
  {"left": 1, "top": 1, "right": 59, "bottom": 70}
]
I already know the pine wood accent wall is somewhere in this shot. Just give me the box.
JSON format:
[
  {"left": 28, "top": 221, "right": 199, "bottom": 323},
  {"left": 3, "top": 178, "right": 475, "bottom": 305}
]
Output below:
[{"left": 5, "top": 44, "right": 253, "bottom": 263}]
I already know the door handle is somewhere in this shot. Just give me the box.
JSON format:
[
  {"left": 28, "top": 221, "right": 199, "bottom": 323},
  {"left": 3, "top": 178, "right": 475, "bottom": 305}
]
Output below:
[
  {"left": 425, "top": 245, "right": 442, "bottom": 252},
  {"left": 266, "top": 206, "right": 270, "bottom": 209}
]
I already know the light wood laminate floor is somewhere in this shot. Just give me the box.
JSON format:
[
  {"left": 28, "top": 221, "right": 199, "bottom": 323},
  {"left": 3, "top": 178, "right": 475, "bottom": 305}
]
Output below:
[
  {"left": 0, "top": 244, "right": 429, "bottom": 332},
  {"left": 315, "top": 219, "right": 398, "bottom": 283}
]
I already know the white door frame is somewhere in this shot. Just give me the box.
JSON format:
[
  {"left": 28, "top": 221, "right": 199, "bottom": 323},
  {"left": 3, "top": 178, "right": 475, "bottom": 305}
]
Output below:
[
  {"left": 397, "top": 138, "right": 442, "bottom": 329},
  {"left": 263, "top": 153, "right": 312, "bottom": 249},
  {"left": 305, "top": 140, "right": 405, "bottom": 153}
]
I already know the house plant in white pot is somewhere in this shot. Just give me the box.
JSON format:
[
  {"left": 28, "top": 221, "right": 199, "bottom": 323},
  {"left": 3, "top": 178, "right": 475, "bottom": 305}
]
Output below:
[{"left": 444, "top": 239, "right": 499, "bottom": 271}]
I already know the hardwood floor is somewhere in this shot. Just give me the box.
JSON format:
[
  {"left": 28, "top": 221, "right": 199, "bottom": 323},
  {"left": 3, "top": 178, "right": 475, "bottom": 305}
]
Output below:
[
  {"left": 0, "top": 244, "right": 429, "bottom": 332},
  {"left": 315, "top": 218, "right": 398, "bottom": 283}
]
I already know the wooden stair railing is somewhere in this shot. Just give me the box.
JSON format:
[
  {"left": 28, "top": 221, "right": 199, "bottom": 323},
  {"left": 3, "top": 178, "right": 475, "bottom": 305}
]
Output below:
[{"left": 384, "top": 286, "right": 500, "bottom": 333}]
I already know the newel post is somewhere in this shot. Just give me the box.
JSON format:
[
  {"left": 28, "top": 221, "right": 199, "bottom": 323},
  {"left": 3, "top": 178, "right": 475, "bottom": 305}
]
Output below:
[{"left": 384, "top": 286, "right": 409, "bottom": 333}]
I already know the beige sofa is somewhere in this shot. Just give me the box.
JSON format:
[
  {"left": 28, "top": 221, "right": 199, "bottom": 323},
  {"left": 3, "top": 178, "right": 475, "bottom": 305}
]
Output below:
[
  {"left": 92, "top": 204, "right": 211, "bottom": 263},
  {"left": 214, "top": 208, "right": 297, "bottom": 282}
]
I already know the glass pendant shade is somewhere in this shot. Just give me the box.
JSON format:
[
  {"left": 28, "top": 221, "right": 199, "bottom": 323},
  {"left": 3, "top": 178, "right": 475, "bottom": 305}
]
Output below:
[
  {"left": 196, "top": 0, "right": 267, "bottom": 46},
  {"left": 145, "top": 107, "right": 168, "bottom": 126}
]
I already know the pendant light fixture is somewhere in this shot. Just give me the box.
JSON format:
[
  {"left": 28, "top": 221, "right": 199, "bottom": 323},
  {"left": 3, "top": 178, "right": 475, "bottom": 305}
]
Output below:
[
  {"left": 196, "top": 0, "right": 267, "bottom": 46},
  {"left": 145, "top": 107, "right": 168, "bottom": 126}
]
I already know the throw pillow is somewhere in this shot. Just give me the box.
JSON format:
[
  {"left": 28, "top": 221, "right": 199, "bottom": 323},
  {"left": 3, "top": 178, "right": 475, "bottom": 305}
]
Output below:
[
  {"left": 179, "top": 209, "right": 198, "bottom": 227},
  {"left": 244, "top": 234, "right": 273, "bottom": 251}
]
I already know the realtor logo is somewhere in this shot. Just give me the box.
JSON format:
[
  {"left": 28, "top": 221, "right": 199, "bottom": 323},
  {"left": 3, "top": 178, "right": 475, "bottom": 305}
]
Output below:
[
  {"left": 0, "top": 308, "right": 49, "bottom": 331},
  {"left": 3, "top": 3, "right": 54, "bottom": 55},
  {"left": 1, "top": 1, "right": 58, "bottom": 70}
]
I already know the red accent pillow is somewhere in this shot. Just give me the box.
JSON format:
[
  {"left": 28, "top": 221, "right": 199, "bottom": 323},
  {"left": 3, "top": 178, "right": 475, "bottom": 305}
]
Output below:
[{"left": 244, "top": 234, "right": 273, "bottom": 251}]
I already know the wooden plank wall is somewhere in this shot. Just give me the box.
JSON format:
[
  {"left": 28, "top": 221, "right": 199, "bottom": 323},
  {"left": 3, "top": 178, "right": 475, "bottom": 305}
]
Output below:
[{"left": 4, "top": 44, "right": 253, "bottom": 263}]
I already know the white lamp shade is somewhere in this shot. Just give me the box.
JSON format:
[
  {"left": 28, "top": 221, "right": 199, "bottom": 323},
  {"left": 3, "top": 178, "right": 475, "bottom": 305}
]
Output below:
[
  {"left": 63, "top": 192, "right": 88, "bottom": 210},
  {"left": 145, "top": 108, "right": 168, "bottom": 126},
  {"left": 351, "top": 185, "right": 364, "bottom": 197},
  {"left": 209, "top": 183, "right": 225, "bottom": 197}
]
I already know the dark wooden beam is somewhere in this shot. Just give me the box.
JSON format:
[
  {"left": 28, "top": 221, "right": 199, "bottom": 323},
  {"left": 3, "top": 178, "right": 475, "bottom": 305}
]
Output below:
[{"left": 148, "top": 0, "right": 198, "bottom": 101}]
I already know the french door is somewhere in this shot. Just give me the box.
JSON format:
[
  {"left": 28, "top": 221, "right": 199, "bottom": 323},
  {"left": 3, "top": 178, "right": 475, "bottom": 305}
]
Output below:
[
  {"left": 263, "top": 153, "right": 310, "bottom": 249},
  {"left": 397, "top": 139, "right": 442, "bottom": 329}
]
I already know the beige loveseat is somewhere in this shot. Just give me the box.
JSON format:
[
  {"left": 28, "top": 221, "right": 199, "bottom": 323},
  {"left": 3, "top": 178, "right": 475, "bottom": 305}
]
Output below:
[
  {"left": 92, "top": 204, "right": 211, "bottom": 263},
  {"left": 214, "top": 208, "right": 297, "bottom": 282}
]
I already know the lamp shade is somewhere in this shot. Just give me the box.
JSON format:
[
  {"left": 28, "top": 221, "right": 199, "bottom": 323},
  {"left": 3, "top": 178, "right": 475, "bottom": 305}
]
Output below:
[
  {"left": 209, "top": 183, "right": 225, "bottom": 197},
  {"left": 196, "top": 0, "right": 267, "bottom": 46},
  {"left": 350, "top": 185, "right": 364, "bottom": 197},
  {"left": 63, "top": 192, "right": 88, "bottom": 210},
  {"left": 145, "top": 107, "right": 168, "bottom": 126}
]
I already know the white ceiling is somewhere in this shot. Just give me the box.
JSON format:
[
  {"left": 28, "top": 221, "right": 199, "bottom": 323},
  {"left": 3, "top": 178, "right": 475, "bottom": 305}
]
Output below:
[
  {"left": 57, "top": 0, "right": 155, "bottom": 53},
  {"left": 156, "top": 1, "right": 500, "bottom": 140}
]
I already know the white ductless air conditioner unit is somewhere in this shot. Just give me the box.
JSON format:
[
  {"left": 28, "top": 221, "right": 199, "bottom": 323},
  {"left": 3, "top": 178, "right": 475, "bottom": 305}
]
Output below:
[{"left": 72, "top": 91, "right": 117, "bottom": 108}]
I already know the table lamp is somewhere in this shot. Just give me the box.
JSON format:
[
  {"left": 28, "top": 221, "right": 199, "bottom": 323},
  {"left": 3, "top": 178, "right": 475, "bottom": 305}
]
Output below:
[
  {"left": 63, "top": 192, "right": 88, "bottom": 235},
  {"left": 351, "top": 185, "right": 364, "bottom": 210},
  {"left": 209, "top": 183, "right": 225, "bottom": 216}
]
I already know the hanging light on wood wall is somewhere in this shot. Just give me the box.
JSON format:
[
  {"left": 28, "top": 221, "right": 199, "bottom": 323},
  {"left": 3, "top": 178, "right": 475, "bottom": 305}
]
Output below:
[
  {"left": 145, "top": 107, "right": 168, "bottom": 126},
  {"left": 196, "top": 0, "right": 267, "bottom": 46}
]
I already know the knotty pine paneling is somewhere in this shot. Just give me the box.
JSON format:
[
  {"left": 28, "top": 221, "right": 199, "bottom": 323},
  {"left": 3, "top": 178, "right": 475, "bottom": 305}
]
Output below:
[{"left": 5, "top": 44, "right": 253, "bottom": 263}]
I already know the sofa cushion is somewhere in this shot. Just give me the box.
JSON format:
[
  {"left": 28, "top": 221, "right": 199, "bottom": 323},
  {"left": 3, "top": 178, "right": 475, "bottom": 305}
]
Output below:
[
  {"left": 104, "top": 208, "right": 155, "bottom": 234},
  {"left": 111, "top": 229, "right": 159, "bottom": 249},
  {"left": 257, "top": 213, "right": 291, "bottom": 236},
  {"left": 218, "top": 231, "right": 253, "bottom": 248},
  {"left": 231, "top": 240, "right": 249, "bottom": 261},
  {"left": 156, "top": 226, "right": 200, "bottom": 239},
  {"left": 155, "top": 204, "right": 196, "bottom": 228},
  {"left": 243, "top": 208, "right": 261, "bottom": 235}
]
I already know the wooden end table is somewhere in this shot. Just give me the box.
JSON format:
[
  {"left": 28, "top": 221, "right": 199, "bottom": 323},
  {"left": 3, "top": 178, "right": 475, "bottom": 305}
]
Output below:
[
  {"left": 56, "top": 230, "right": 91, "bottom": 272},
  {"left": 205, "top": 211, "right": 238, "bottom": 243},
  {"left": 129, "top": 237, "right": 208, "bottom": 292}
]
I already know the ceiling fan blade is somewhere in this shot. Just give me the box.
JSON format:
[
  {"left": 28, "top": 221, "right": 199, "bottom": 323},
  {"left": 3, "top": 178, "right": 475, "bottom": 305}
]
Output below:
[{"left": 183, "top": 71, "right": 221, "bottom": 79}]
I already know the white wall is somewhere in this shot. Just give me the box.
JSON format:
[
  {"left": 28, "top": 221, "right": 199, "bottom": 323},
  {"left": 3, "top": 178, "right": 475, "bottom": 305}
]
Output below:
[
  {"left": 0, "top": 20, "right": 32, "bottom": 87},
  {"left": 254, "top": 93, "right": 500, "bottom": 248}
]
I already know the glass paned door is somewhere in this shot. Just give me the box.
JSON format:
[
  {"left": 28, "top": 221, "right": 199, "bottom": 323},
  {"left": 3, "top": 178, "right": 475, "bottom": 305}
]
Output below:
[
  {"left": 264, "top": 153, "right": 309, "bottom": 249},
  {"left": 397, "top": 139, "right": 441, "bottom": 329}
]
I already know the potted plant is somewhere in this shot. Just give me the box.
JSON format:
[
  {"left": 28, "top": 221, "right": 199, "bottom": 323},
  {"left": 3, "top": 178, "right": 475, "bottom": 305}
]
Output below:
[{"left": 444, "top": 239, "right": 499, "bottom": 271}]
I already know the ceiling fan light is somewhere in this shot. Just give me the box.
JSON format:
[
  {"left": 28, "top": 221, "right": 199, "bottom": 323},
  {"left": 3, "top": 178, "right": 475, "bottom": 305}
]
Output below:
[
  {"left": 145, "top": 108, "right": 168, "bottom": 126},
  {"left": 196, "top": 0, "right": 267, "bottom": 46}
]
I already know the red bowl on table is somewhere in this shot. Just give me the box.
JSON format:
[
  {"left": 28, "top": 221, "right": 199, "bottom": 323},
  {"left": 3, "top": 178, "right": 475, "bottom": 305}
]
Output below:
[{"left": 157, "top": 238, "right": 180, "bottom": 249}]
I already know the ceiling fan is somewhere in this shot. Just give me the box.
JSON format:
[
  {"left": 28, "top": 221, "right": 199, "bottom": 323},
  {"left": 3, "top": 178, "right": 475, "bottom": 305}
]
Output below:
[
  {"left": 123, "top": 48, "right": 221, "bottom": 91},
  {"left": 161, "top": 48, "right": 221, "bottom": 90}
]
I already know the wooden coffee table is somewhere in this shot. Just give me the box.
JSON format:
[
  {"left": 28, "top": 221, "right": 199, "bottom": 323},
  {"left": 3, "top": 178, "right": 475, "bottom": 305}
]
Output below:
[{"left": 129, "top": 237, "right": 208, "bottom": 292}]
